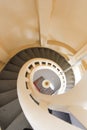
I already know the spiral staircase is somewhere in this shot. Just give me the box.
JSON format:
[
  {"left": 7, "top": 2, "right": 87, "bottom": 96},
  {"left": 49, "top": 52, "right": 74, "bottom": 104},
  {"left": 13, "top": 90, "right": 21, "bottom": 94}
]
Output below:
[{"left": 0, "top": 47, "right": 77, "bottom": 130}]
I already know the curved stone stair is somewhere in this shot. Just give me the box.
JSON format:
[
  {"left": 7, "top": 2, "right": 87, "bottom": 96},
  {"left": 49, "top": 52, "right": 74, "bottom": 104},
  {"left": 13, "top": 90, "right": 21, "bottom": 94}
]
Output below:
[
  {"left": 0, "top": 80, "right": 16, "bottom": 93},
  {"left": 0, "top": 99, "right": 22, "bottom": 129},
  {"left": 0, "top": 89, "right": 17, "bottom": 107},
  {"left": 0, "top": 47, "right": 75, "bottom": 130}
]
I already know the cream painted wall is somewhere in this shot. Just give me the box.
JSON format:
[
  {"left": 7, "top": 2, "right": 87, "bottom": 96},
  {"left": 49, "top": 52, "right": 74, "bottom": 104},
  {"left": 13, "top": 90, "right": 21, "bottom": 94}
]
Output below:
[
  {"left": 0, "top": 45, "right": 9, "bottom": 70},
  {"left": 48, "top": 0, "right": 87, "bottom": 51},
  {"left": 0, "top": 0, "right": 87, "bottom": 68},
  {"left": 1, "top": 0, "right": 87, "bottom": 51},
  {"left": 0, "top": 45, "right": 8, "bottom": 62},
  {"left": 0, "top": 0, "right": 39, "bottom": 52}
]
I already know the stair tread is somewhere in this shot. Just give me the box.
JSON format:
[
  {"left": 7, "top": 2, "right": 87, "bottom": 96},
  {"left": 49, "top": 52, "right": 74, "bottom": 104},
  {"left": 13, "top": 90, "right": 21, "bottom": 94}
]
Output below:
[
  {"left": 0, "top": 89, "right": 17, "bottom": 107},
  {"left": 25, "top": 48, "right": 35, "bottom": 58},
  {"left": 10, "top": 55, "right": 25, "bottom": 67},
  {"left": 17, "top": 51, "right": 31, "bottom": 61},
  {"left": 43, "top": 48, "right": 51, "bottom": 59},
  {"left": 45, "top": 48, "right": 57, "bottom": 61},
  {"left": 0, "top": 47, "right": 75, "bottom": 130},
  {"left": 49, "top": 51, "right": 56, "bottom": 61},
  {"left": 39, "top": 48, "right": 46, "bottom": 58},
  {"left": 0, "top": 80, "right": 16, "bottom": 93},
  {"left": 32, "top": 48, "right": 41, "bottom": 57},
  {"left": 4, "top": 63, "right": 20, "bottom": 72},
  {"left": 0, "top": 99, "right": 22, "bottom": 129},
  {"left": 0, "top": 70, "right": 18, "bottom": 80},
  {"left": 6, "top": 112, "right": 32, "bottom": 130}
]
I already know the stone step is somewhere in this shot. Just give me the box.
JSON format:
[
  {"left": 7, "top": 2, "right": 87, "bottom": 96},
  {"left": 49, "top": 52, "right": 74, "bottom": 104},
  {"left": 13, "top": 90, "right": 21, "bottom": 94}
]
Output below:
[
  {"left": 10, "top": 55, "right": 25, "bottom": 67},
  {"left": 0, "top": 80, "right": 16, "bottom": 93},
  {"left": 25, "top": 49, "right": 35, "bottom": 58},
  {"left": 0, "top": 99, "right": 22, "bottom": 129},
  {"left": 32, "top": 48, "right": 41, "bottom": 58},
  {"left": 0, "top": 71, "right": 18, "bottom": 80},
  {"left": 6, "top": 112, "right": 32, "bottom": 130},
  {"left": 17, "top": 51, "right": 31, "bottom": 62},
  {"left": 0, "top": 89, "right": 17, "bottom": 107},
  {"left": 4, "top": 63, "right": 20, "bottom": 72}
]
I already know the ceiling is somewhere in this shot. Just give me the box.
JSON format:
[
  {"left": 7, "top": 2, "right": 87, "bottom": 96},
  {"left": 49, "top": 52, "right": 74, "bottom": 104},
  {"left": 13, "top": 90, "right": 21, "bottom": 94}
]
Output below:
[{"left": 0, "top": 0, "right": 87, "bottom": 64}]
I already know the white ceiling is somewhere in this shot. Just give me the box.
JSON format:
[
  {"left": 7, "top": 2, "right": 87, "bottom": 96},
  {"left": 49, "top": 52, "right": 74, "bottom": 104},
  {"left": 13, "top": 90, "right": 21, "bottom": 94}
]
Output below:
[{"left": 0, "top": 0, "right": 87, "bottom": 53}]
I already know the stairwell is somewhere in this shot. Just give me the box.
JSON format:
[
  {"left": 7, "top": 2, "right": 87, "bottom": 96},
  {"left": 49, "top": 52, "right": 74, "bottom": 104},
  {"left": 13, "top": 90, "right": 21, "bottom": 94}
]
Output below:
[{"left": 0, "top": 47, "right": 75, "bottom": 130}]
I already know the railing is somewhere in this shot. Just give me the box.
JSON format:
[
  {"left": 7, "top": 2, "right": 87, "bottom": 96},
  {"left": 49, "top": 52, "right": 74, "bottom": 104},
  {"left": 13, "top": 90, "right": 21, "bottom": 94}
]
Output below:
[{"left": 17, "top": 58, "right": 82, "bottom": 130}]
